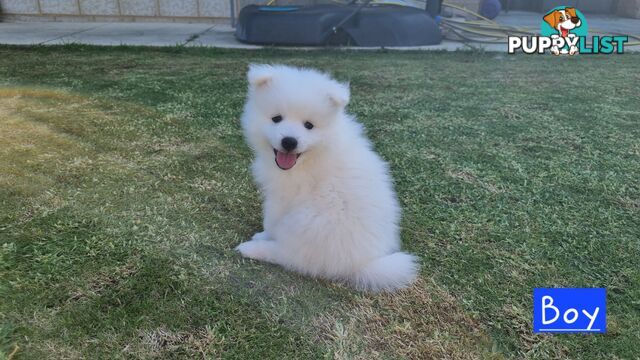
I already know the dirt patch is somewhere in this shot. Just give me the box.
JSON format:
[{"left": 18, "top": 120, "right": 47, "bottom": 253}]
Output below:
[
  {"left": 67, "top": 260, "right": 140, "bottom": 303},
  {"left": 314, "top": 278, "right": 499, "bottom": 359},
  {"left": 128, "top": 326, "right": 222, "bottom": 359}
]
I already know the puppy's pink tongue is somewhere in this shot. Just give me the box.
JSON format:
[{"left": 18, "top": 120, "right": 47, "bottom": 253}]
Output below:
[{"left": 276, "top": 151, "right": 297, "bottom": 170}]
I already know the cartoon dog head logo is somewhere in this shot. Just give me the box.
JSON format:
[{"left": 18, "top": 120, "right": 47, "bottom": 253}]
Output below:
[
  {"left": 543, "top": 7, "right": 582, "bottom": 38},
  {"left": 540, "top": 6, "right": 588, "bottom": 55}
]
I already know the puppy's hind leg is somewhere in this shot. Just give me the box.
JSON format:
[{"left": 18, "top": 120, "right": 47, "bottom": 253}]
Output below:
[{"left": 235, "top": 232, "right": 279, "bottom": 263}]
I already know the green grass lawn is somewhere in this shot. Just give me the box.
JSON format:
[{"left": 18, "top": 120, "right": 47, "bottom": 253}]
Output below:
[{"left": 0, "top": 45, "right": 638, "bottom": 359}]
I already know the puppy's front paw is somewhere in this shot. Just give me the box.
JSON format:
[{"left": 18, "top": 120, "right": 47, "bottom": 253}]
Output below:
[
  {"left": 235, "top": 239, "right": 272, "bottom": 261},
  {"left": 251, "top": 231, "right": 270, "bottom": 242}
]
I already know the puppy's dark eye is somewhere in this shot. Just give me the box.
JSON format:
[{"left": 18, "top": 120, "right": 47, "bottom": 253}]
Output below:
[
  {"left": 304, "top": 121, "right": 314, "bottom": 130},
  {"left": 272, "top": 115, "right": 283, "bottom": 123}
]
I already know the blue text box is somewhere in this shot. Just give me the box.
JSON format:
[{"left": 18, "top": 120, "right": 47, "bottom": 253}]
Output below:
[{"left": 533, "top": 288, "right": 606, "bottom": 333}]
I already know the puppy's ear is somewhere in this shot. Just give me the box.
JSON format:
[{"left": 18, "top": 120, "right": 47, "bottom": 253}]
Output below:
[
  {"left": 565, "top": 7, "right": 577, "bottom": 18},
  {"left": 543, "top": 10, "right": 560, "bottom": 29},
  {"left": 247, "top": 64, "right": 273, "bottom": 88},
  {"left": 327, "top": 81, "right": 350, "bottom": 109}
]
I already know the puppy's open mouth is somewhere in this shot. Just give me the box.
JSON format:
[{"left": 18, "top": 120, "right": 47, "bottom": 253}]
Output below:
[
  {"left": 274, "top": 149, "right": 301, "bottom": 170},
  {"left": 560, "top": 26, "right": 569, "bottom": 37}
]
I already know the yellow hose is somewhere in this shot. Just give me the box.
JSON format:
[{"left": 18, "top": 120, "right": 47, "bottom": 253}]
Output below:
[{"left": 442, "top": 1, "right": 498, "bottom": 25}]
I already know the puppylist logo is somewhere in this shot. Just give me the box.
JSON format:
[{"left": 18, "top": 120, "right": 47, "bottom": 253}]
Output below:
[{"left": 508, "top": 6, "right": 628, "bottom": 55}]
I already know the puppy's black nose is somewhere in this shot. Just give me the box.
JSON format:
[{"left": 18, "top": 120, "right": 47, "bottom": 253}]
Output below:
[
  {"left": 281, "top": 137, "right": 298, "bottom": 152},
  {"left": 571, "top": 17, "right": 580, "bottom": 24}
]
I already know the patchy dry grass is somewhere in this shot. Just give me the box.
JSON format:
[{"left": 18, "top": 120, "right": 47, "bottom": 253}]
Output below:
[
  {"left": 314, "top": 278, "right": 498, "bottom": 359},
  {"left": 0, "top": 46, "right": 638, "bottom": 359}
]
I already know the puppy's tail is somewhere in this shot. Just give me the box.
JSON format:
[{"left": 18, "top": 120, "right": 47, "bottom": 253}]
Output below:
[{"left": 354, "top": 252, "right": 419, "bottom": 292}]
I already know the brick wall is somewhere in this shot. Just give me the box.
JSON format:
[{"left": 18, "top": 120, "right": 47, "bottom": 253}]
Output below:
[{"left": 0, "top": 0, "right": 232, "bottom": 22}]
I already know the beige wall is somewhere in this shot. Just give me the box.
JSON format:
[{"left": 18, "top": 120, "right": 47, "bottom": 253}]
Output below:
[
  {"left": 0, "top": 0, "right": 232, "bottom": 22},
  {"left": 0, "top": 0, "right": 490, "bottom": 22},
  {"left": 445, "top": 0, "right": 480, "bottom": 12}
]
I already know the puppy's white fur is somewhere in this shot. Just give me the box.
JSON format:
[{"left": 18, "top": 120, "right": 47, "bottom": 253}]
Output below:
[{"left": 236, "top": 64, "right": 418, "bottom": 292}]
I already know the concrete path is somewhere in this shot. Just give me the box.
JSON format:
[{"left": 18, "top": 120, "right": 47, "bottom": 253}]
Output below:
[{"left": 0, "top": 11, "right": 637, "bottom": 51}]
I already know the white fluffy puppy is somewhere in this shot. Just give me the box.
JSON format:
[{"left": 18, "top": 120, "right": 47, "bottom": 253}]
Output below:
[{"left": 236, "top": 64, "right": 418, "bottom": 292}]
